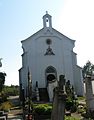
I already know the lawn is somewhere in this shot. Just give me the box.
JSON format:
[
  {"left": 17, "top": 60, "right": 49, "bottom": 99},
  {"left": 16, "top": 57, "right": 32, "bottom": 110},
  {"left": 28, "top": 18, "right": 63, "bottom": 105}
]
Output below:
[{"left": 65, "top": 116, "right": 80, "bottom": 120}]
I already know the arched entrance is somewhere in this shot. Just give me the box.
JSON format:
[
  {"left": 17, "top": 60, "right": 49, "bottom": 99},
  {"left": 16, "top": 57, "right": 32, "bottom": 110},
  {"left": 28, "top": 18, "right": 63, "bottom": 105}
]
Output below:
[
  {"left": 45, "top": 66, "right": 57, "bottom": 85},
  {"left": 45, "top": 66, "right": 57, "bottom": 101}
]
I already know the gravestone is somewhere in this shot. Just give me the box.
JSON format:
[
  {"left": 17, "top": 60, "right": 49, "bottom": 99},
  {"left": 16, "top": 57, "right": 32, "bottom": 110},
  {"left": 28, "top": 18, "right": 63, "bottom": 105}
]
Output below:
[
  {"left": 85, "top": 75, "right": 94, "bottom": 114},
  {"left": 0, "top": 111, "right": 7, "bottom": 120},
  {"left": 51, "top": 75, "right": 67, "bottom": 120},
  {"left": 35, "top": 81, "right": 40, "bottom": 101}
]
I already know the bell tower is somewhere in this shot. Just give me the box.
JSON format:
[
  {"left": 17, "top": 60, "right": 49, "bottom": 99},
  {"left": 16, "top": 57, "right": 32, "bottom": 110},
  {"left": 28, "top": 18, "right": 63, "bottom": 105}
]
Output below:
[{"left": 43, "top": 11, "right": 52, "bottom": 28}]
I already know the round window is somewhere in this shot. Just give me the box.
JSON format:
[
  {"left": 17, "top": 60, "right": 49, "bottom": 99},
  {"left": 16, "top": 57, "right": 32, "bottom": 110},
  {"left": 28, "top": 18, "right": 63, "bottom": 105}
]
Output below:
[{"left": 46, "top": 39, "right": 52, "bottom": 45}]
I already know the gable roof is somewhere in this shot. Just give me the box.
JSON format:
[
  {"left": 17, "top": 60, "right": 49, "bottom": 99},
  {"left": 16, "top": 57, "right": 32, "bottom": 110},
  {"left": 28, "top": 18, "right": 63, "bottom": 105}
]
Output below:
[{"left": 21, "top": 27, "right": 75, "bottom": 44}]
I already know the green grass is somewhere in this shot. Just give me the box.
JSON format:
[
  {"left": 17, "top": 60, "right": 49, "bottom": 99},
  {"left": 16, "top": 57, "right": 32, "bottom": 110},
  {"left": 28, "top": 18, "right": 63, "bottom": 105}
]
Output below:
[
  {"left": 77, "top": 96, "right": 85, "bottom": 101},
  {"left": 65, "top": 116, "right": 80, "bottom": 120}
]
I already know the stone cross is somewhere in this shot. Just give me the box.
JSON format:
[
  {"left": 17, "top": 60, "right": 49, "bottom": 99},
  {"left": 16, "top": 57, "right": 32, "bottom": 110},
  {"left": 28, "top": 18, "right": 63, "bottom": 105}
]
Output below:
[{"left": 51, "top": 75, "right": 66, "bottom": 120}]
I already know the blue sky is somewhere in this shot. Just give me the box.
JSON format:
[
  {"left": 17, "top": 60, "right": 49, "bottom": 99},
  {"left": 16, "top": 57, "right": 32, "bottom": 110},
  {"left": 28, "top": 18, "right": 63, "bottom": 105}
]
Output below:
[{"left": 0, "top": 0, "right": 94, "bottom": 85}]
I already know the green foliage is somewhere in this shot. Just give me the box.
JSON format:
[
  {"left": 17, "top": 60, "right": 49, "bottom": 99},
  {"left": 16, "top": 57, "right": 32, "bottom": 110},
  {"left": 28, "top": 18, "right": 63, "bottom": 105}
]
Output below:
[
  {"left": 34, "top": 104, "right": 52, "bottom": 115},
  {"left": 0, "top": 85, "right": 19, "bottom": 104},
  {"left": 81, "top": 112, "right": 93, "bottom": 119},
  {"left": 65, "top": 80, "right": 77, "bottom": 112},
  {"left": 77, "top": 96, "right": 85, "bottom": 101},
  {"left": 0, "top": 72, "right": 6, "bottom": 92},
  {"left": 66, "top": 98, "right": 74, "bottom": 110},
  {"left": 3, "top": 85, "right": 19, "bottom": 96},
  {"left": 77, "top": 108, "right": 85, "bottom": 114},
  {"left": 82, "top": 61, "right": 94, "bottom": 78},
  {"left": 0, "top": 91, "right": 7, "bottom": 103},
  {"left": 65, "top": 116, "right": 80, "bottom": 120}
]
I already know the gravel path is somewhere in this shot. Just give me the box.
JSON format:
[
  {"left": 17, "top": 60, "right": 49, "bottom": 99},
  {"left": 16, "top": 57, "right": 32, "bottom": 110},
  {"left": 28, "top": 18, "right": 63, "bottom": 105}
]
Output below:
[{"left": 8, "top": 109, "right": 23, "bottom": 120}]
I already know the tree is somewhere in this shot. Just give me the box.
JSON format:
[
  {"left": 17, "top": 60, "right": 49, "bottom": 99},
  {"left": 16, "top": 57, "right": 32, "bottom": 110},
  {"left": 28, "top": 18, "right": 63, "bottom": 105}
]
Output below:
[
  {"left": 65, "top": 80, "right": 77, "bottom": 112},
  {"left": 0, "top": 72, "right": 6, "bottom": 92},
  {"left": 82, "top": 61, "right": 94, "bottom": 78}
]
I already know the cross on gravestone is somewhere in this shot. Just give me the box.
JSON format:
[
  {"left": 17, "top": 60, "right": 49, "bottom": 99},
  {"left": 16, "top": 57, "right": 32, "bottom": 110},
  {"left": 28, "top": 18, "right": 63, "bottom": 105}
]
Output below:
[{"left": 51, "top": 75, "right": 67, "bottom": 120}]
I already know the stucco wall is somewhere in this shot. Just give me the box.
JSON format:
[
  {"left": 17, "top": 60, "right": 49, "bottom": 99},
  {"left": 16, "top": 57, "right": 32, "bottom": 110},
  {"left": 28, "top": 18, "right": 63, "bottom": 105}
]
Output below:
[
  {"left": 21, "top": 30, "right": 77, "bottom": 91},
  {"left": 19, "top": 13, "right": 83, "bottom": 96}
]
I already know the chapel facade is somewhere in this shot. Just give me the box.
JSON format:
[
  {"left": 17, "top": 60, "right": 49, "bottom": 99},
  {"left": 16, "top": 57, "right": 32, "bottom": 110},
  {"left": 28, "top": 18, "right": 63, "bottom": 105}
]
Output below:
[{"left": 19, "top": 12, "right": 84, "bottom": 102}]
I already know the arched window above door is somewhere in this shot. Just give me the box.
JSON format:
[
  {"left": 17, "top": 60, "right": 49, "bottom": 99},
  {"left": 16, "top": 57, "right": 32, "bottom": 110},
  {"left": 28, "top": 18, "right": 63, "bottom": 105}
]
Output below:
[
  {"left": 46, "top": 66, "right": 56, "bottom": 73},
  {"left": 45, "top": 66, "right": 57, "bottom": 83}
]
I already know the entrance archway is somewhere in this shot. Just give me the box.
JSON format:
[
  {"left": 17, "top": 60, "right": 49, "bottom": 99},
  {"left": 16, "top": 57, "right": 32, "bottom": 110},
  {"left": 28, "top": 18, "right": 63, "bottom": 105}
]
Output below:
[
  {"left": 45, "top": 66, "right": 57, "bottom": 85},
  {"left": 45, "top": 66, "right": 57, "bottom": 101}
]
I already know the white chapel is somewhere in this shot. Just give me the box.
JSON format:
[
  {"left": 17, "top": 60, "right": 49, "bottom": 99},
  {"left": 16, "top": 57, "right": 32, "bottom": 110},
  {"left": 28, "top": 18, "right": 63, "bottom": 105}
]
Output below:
[{"left": 19, "top": 12, "right": 84, "bottom": 102}]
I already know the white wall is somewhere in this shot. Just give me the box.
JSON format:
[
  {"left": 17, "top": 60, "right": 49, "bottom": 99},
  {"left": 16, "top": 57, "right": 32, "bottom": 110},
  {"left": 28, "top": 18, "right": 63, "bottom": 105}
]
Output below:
[{"left": 20, "top": 27, "right": 83, "bottom": 96}]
